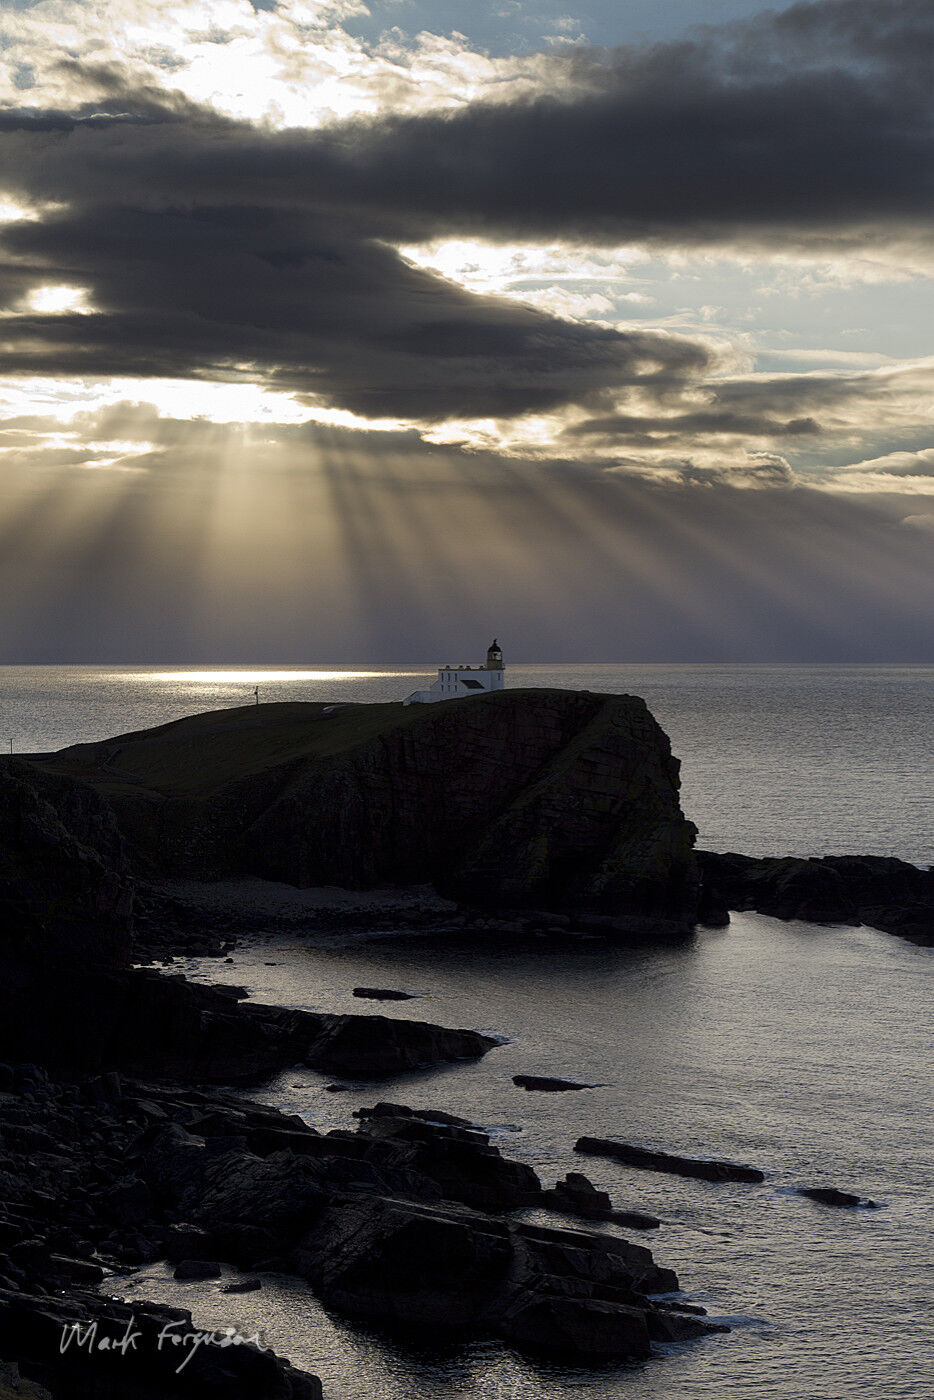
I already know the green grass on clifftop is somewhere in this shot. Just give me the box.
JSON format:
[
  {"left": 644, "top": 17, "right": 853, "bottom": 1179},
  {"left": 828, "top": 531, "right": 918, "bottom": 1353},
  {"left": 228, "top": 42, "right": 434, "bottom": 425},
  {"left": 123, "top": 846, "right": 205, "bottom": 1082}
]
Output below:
[{"left": 31, "top": 690, "right": 622, "bottom": 800}]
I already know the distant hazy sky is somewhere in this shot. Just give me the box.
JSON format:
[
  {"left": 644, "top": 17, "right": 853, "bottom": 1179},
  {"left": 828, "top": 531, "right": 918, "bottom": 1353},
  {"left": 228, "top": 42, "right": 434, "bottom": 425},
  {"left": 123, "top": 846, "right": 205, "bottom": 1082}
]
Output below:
[{"left": 0, "top": 0, "right": 932, "bottom": 661}]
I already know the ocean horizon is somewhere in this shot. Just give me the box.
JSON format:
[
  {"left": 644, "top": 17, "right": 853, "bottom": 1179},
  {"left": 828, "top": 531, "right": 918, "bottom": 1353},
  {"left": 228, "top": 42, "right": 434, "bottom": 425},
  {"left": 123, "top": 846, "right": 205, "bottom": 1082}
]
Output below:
[{"left": 4, "top": 661, "right": 932, "bottom": 865}]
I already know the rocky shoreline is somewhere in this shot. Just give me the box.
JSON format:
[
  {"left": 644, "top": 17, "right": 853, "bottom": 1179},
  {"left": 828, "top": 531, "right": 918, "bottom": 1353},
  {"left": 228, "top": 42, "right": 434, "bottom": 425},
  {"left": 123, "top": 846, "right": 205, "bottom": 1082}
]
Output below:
[
  {"left": 1, "top": 691, "right": 928, "bottom": 1397},
  {"left": 0, "top": 1066, "right": 724, "bottom": 1396}
]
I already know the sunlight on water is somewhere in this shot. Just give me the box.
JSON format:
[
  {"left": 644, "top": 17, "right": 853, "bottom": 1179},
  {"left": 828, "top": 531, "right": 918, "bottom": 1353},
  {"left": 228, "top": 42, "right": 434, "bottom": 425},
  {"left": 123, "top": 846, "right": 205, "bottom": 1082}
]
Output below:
[
  {"left": 141, "top": 670, "right": 418, "bottom": 684},
  {"left": 1, "top": 663, "right": 931, "bottom": 861}
]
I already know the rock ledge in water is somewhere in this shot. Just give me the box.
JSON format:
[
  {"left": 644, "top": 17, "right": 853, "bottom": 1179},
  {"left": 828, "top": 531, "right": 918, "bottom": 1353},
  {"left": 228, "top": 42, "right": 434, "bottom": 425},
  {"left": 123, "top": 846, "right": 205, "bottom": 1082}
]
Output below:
[
  {"left": 513, "top": 1075, "right": 599, "bottom": 1092},
  {"left": 797, "top": 1186, "right": 878, "bottom": 1209},
  {"left": 698, "top": 851, "right": 934, "bottom": 946},
  {"left": 575, "top": 1137, "right": 765, "bottom": 1184}
]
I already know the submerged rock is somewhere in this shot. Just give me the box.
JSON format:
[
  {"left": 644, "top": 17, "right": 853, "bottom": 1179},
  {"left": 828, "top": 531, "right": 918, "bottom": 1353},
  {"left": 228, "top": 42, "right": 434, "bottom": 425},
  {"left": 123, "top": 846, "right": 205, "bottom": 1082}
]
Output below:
[{"left": 575, "top": 1136, "right": 765, "bottom": 1184}]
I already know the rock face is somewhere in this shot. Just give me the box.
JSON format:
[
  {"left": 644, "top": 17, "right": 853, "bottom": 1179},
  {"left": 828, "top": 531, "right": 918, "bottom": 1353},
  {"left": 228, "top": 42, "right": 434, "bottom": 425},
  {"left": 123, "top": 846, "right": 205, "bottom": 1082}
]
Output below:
[
  {"left": 32, "top": 690, "right": 699, "bottom": 925},
  {"left": 575, "top": 1137, "right": 765, "bottom": 1184},
  {"left": 0, "top": 763, "right": 133, "bottom": 971},
  {"left": 698, "top": 851, "right": 934, "bottom": 946}
]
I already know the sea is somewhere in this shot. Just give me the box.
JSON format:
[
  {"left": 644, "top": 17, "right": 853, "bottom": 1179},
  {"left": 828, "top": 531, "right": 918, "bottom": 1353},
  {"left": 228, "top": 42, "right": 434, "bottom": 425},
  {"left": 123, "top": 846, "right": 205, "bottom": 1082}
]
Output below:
[{"left": 2, "top": 663, "right": 932, "bottom": 1400}]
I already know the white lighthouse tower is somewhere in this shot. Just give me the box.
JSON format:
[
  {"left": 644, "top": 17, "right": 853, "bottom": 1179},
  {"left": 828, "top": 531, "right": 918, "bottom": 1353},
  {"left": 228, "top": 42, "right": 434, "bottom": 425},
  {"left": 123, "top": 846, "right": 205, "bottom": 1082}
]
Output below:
[{"left": 403, "top": 639, "right": 506, "bottom": 705}]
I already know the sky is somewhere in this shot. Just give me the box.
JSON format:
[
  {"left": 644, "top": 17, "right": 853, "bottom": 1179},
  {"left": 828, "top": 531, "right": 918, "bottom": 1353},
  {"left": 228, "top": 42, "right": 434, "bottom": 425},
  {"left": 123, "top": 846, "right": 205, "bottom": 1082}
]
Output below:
[{"left": 0, "top": 0, "right": 932, "bottom": 662}]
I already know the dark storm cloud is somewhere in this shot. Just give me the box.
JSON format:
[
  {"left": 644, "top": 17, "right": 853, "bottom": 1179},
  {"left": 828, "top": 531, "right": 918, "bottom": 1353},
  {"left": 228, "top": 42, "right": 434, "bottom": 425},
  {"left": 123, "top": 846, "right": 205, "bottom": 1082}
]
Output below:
[
  {"left": 568, "top": 410, "right": 821, "bottom": 447},
  {"left": 7, "top": 0, "right": 932, "bottom": 246},
  {"left": 0, "top": 111, "right": 714, "bottom": 419},
  {"left": 0, "top": 0, "right": 930, "bottom": 427},
  {"left": 303, "top": 0, "right": 933, "bottom": 249}
]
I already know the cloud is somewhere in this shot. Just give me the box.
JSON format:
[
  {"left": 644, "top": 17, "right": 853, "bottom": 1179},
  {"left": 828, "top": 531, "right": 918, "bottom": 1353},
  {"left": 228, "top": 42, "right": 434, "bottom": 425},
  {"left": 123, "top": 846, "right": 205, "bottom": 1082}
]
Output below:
[
  {"left": 0, "top": 1, "right": 932, "bottom": 477},
  {"left": 0, "top": 192, "right": 715, "bottom": 419},
  {"left": 827, "top": 446, "right": 934, "bottom": 494},
  {"left": 255, "top": 0, "right": 934, "bottom": 260}
]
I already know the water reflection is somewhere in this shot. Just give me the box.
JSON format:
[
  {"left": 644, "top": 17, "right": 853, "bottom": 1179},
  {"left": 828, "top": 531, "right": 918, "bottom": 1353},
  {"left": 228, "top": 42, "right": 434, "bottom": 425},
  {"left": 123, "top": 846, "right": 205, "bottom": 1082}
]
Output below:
[{"left": 134, "top": 669, "right": 420, "bottom": 684}]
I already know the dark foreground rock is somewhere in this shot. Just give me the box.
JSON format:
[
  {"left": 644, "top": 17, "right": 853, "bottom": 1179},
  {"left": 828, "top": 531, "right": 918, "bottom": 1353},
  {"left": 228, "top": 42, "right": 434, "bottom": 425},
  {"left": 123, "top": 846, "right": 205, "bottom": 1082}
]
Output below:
[
  {"left": 1, "top": 955, "right": 497, "bottom": 1083},
  {"left": 138, "top": 1093, "right": 719, "bottom": 1358},
  {"left": 297, "top": 1196, "right": 713, "bottom": 1359},
  {"left": 699, "top": 851, "right": 934, "bottom": 947},
  {"left": 30, "top": 689, "right": 700, "bottom": 926},
  {"left": 351, "top": 1102, "right": 540, "bottom": 1211},
  {"left": 0, "top": 1067, "right": 724, "bottom": 1379},
  {"left": 0, "top": 1288, "right": 321, "bottom": 1399},
  {"left": 797, "top": 1187, "right": 878, "bottom": 1209},
  {"left": 576, "top": 1137, "right": 765, "bottom": 1184},
  {"left": 541, "top": 1174, "right": 661, "bottom": 1229}
]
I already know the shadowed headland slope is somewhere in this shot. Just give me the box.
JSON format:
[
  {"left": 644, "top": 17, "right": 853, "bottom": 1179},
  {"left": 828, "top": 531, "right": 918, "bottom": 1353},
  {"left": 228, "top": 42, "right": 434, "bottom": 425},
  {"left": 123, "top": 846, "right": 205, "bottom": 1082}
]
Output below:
[{"left": 30, "top": 688, "right": 699, "bottom": 925}]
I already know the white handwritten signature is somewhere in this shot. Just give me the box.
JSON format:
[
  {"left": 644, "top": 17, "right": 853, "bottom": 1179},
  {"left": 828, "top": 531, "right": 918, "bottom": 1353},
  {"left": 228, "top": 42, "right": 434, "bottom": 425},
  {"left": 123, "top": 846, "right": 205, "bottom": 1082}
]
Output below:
[{"left": 59, "top": 1316, "right": 265, "bottom": 1374}]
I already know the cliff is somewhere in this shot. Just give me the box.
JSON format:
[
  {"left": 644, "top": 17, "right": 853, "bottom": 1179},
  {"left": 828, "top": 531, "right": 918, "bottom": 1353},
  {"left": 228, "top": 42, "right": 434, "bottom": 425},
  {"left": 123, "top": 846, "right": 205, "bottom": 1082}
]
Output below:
[
  {"left": 0, "top": 762, "right": 133, "bottom": 970},
  {"left": 30, "top": 689, "right": 699, "bottom": 925}
]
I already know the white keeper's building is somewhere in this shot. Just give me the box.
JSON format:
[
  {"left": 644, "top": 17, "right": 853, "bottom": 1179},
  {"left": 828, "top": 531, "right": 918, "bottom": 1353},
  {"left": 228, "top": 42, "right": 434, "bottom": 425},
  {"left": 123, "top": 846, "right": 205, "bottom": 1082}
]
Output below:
[{"left": 403, "top": 640, "right": 505, "bottom": 705}]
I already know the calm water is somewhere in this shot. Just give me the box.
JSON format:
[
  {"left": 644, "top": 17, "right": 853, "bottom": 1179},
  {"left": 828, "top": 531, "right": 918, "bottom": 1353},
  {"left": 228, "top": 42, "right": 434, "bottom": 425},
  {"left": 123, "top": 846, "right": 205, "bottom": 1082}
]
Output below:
[
  {"left": 124, "top": 915, "right": 932, "bottom": 1400},
  {"left": 5, "top": 663, "right": 930, "bottom": 1396},
  {"left": 2, "top": 662, "right": 932, "bottom": 861}
]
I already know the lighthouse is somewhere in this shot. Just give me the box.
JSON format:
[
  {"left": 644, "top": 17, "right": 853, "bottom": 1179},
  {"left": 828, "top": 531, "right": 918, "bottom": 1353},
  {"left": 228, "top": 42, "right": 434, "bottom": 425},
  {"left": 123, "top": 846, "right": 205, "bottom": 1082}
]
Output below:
[{"left": 403, "top": 640, "right": 507, "bottom": 705}]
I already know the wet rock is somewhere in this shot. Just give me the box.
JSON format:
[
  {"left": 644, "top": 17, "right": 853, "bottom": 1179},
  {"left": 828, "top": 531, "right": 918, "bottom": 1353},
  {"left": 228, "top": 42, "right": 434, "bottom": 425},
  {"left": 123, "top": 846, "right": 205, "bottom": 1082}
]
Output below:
[
  {"left": 542, "top": 1172, "right": 613, "bottom": 1217},
  {"left": 221, "top": 1278, "right": 262, "bottom": 1294},
  {"left": 541, "top": 1173, "right": 661, "bottom": 1229},
  {"left": 501, "top": 1293, "right": 652, "bottom": 1360},
  {"left": 352, "top": 987, "right": 416, "bottom": 1001},
  {"left": 647, "top": 1307, "right": 729, "bottom": 1342},
  {"left": 513, "top": 1075, "right": 598, "bottom": 1092},
  {"left": 173, "top": 1258, "right": 222, "bottom": 1280},
  {"left": 575, "top": 1137, "right": 765, "bottom": 1184},
  {"left": 797, "top": 1186, "right": 877, "bottom": 1209},
  {"left": 698, "top": 850, "right": 934, "bottom": 947}
]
